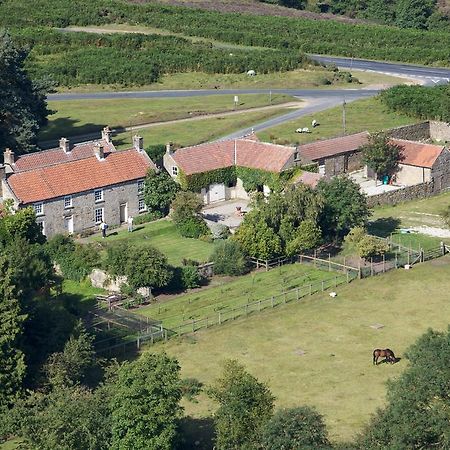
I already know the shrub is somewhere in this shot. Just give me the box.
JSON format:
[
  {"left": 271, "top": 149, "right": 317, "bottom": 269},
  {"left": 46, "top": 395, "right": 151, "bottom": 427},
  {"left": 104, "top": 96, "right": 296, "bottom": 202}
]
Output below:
[
  {"left": 357, "top": 235, "right": 388, "bottom": 259},
  {"left": 133, "top": 211, "right": 162, "bottom": 225},
  {"left": 143, "top": 169, "right": 180, "bottom": 217},
  {"left": 180, "top": 265, "right": 202, "bottom": 289},
  {"left": 177, "top": 217, "right": 210, "bottom": 239},
  {"left": 211, "top": 223, "right": 231, "bottom": 240},
  {"left": 211, "top": 240, "right": 247, "bottom": 276}
]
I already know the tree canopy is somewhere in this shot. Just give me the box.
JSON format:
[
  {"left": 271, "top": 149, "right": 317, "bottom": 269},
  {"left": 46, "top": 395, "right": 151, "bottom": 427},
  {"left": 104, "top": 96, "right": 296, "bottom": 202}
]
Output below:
[
  {"left": 0, "top": 29, "right": 52, "bottom": 155},
  {"left": 144, "top": 169, "right": 180, "bottom": 218}
]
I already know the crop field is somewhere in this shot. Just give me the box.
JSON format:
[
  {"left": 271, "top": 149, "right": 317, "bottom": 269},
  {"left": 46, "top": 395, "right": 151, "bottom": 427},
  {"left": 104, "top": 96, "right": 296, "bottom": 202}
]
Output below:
[
  {"left": 136, "top": 263, "right": 340, "bottom": 329},
  {"left": 152, "top": 256, "right": 450, "bottom": 444},
  {"left": 88, "top": 219, "right": 215, "bottom": 267},
  {"left": 41, "top": 93, "right": 293, "bottom": 140}
]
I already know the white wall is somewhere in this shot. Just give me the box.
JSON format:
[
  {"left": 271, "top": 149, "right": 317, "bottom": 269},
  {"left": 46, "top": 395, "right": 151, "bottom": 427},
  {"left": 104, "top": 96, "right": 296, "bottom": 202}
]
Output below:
[{"left": 396, "top": 164, "right": 431, "bottom": 186}]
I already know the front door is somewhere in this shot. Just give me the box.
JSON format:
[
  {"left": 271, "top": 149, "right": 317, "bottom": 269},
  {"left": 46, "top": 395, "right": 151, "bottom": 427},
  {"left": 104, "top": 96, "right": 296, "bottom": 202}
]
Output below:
[
  {"left": 119, "top": 203, "right": 127, "bottom": 223},
  {"left": 65, "top": 216, "right": 74, "bottom": 234}
]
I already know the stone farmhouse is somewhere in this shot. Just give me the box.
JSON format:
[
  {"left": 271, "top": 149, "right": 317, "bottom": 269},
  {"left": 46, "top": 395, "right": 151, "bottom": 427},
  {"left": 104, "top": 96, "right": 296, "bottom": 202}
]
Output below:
[
  {"left": 0, "top": 127, "right": 155, "bottom": 237},
  {"left": 164, "top": 135, "right": 299, "bottom": 204}
]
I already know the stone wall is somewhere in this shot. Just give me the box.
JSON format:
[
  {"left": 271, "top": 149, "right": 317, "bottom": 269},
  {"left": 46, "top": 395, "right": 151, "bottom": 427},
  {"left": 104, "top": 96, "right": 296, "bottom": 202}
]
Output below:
[
  {"left": 387, "top": 122, "right": 430, "bottom": 141},
  {"left": 431, "top": 148, "right": 450, "bottom": 192},
  {"left": 27, "top": 179, "right": 146, "bottom": 237},
  {"left": 90, "top": 268, "right": 152, "bottom": 298},
  {"left": 430, "top": 121, "right": 450, "bottom": 143},
  {"left": 367, "top": 182, "right": 435, "bottom": 208},
  {"left": 324, "top": 151, "right": 363, "bottom": 177}
]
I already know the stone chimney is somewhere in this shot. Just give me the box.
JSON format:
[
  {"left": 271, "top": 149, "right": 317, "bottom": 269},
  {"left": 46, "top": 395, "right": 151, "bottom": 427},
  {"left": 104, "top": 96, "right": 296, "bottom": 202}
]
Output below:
[
  {"left": 94, "top": 142, "right": 105, "bottom": 161},
  {"left": 3, "top": 148, "right": 15, "bottom": 171},
  {"left": 133, "top": 135, "right": 144, "bottom": 152},
  {"left": 59, "top": 137, "right": 70, "bottom": 154},
  {"left": 166, "top": 142, "right": 174, "bottom": 154},
  {"left": 101, "top": 126, "right": 112, "bottom": 143}
]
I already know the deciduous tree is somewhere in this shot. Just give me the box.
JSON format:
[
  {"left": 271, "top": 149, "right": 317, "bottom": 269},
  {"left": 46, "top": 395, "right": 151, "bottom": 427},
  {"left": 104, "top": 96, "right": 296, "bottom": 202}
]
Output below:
[{"left": 144, "top": 169, "right": 180, "bottom": 217}]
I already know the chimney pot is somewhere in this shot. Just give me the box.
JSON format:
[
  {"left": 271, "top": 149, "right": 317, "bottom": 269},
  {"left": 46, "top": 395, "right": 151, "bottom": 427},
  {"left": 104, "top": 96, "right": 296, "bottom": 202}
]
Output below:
[
  {"left": 166, "top": 142, "right": 174, "bottom": 154},
  {"left": 133, "top": 135, "right": 144, "bottom": 152},
  {"left": 3, "top": 148, "right": 15, "bottom": 168},
  {"left": 94, "top": 142, "right": 105, "bottom": 161},
  {"left": 101, "top": 126, "right": 112, "bottom": 143},
  {"left": 59, "top": 137, "right": 70, "bottom": 154}
]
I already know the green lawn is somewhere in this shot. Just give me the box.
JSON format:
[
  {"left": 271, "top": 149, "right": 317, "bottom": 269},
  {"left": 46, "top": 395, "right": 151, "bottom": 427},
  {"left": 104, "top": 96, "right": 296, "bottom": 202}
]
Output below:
[
  {"left": 114, "top": 107, "right": 291, "bottom": 149},
  {"left": 150, "top": 256, "right": 450, "bottom": 444},
  {"left": 136, "top": 263, "right": 341, "bottom": 329},
  {"left": 88, "top": 219, "right": 215, "bottom": 266},
  {"left": 41, "top": 94, "right": 293, "bottom": 141},
  {"left": 257, "top": 97, "right": 418, "bottom": 145}
]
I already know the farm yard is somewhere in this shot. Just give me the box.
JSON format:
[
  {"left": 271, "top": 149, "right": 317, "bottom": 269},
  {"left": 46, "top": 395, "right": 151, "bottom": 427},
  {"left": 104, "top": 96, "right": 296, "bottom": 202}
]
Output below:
[{"left": 153, "top": 256, "right": 450, "bottom": 444}]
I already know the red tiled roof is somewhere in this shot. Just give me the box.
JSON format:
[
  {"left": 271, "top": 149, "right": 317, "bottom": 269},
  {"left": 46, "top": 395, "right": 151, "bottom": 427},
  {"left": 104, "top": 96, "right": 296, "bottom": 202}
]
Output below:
[
  {"left": 171, "top": 139, "right": 294, "bottom": 175},
  {"left": 299, "top": 132, "right": 369, "bottom": 161},
  {"left": 14, "top": 139, "right": 115, "bottom": 172},
  {"left": 391, "top": 139, "right": 444, "bottom": 168},
  {"left": 8, "top": 149, "right": 154, "bottom": 204},
  {"left": 243, "top": 132, "right": 260, "bottom": 142},
  {"left": 292, "top": 171, "right": 324, "bottom": 188}
]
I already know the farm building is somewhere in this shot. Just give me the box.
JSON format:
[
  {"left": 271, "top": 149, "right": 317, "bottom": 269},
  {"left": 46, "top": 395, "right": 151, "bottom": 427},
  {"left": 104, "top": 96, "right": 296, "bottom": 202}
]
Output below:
[
  {"left": 0, "top": 128, "right": 155, "bottom": 237},
  {"left": 297, "top": 131, "right": 369, "bottom": 177},
  {"left": 163, "top": 137, "right": 299, "bottom": 204}
]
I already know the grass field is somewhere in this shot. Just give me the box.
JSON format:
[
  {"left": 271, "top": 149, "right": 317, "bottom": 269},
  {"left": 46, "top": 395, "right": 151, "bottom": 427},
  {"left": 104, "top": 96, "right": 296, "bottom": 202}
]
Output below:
[
  {"left": 41, "top": 93, "right": 293, "bottom": 140},
  {"left": 88, "top": 219, "right": 215, "bottom": 266},
  {"left": 257, "top": 97, "right": 417, "bottom": 145},
  {"left": 136, "top": 263, "right": 340, "bottom": 329},
  {"left": 113, "top": 107, "right": 291, "bottom": 148},
  {"left": 151, "top": 256, "right": 450, "bottom": 444}
]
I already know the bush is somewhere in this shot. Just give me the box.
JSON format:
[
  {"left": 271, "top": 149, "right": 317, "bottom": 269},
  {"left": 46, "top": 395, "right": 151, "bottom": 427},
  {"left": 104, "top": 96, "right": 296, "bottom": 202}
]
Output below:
[
  {"left": 345, "top": 226, "right": 388, "bottom": 259},
  {"left": 211, "top": 240, "right": 247, "bottom": 276},
  {"left": 133, "top": 211, "right": 162, "bottom": 225},
  {"left": 177, "top": 217, "right": 210, "bottom": 239},
  {"left": 211, "top": 223, "right": 231, "bottom": 240},
  {"left": 180, "top": 265, "right": 202, "bottom": 289}
]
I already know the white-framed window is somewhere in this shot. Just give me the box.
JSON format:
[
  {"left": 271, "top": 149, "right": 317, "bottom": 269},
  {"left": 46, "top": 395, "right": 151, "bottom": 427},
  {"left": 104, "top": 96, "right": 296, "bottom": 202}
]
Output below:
[
  {"left": 94, "top": 189, "right": 103, "bottom": 203},
  {"left": 37, "top": 221, "right": 45, "bottom": 236},
  {"left": 137, "top": 179, "right": 145, "bottom": 194},
  {"left": 172, "top": 166, "right": 178, "bottom": 176},
  {"left": 94, "top": 207, "right": 104, "bottom": 224},
  {"left": 33, "top": 202, "right": 44, "bottom": 216},
  {"left": 138, "top": 198, "right": 147, "bottom": 212},
  {"left": 64, "top": 195, "right": 73, "bottom": 209}
]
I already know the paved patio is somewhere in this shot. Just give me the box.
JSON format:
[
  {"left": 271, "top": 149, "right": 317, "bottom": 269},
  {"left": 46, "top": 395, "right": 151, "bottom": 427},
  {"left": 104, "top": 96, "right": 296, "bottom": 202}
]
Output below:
[
  {"left": 202, "top": 199, "right": 251, "bottom": 231},
  {"left": 349, "top": 170, "right": 403, "bottom": 196}
]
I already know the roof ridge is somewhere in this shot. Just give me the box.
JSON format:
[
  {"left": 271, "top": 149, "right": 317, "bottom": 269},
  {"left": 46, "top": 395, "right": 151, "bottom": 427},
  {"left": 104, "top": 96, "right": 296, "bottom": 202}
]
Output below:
[{"left": 391, "top": 138, "right": 444, "bottom": 147}]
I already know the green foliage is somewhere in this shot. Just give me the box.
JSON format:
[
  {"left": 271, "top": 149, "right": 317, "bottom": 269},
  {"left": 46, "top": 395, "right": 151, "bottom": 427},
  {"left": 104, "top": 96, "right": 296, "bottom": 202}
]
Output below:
[
  {"left": 0, "top": 256, "right": 26, "bottom": 409},
  {"left": 441, "top": 205, "right": 450, "bottom": 228},
  {"left": 145, "top": 144, "right": 166, "bottom": 164},
  {"left": 43, "top": 323, "right": 97, "bottom": 388},
  {"left": 179, "top": 377, "right": 203, "bottom": 402},
  {"left": 395, "top": 0, "right": 436, "bottom": 29},
  {"left": 171, "top": 191, "right": 210, "bottom": 238},
  {"left": 0, "top": 30, "right": 52, "bottom": 155},
  {"left": 361, "top": 132, "right": 404, "bottom": 178},
  {"left": 360, "top": 327, "right": 450, "bottom": 449},
  {"left": 345, "top": 226, "right": 388, "bottom": 259},
  {"left": 144, "top": 169, "right": 180, "bottom": 217},
  {"left": 8, "top": 384, "right": 112, "bottom": 450},
  {"left": 180, "top": 265, "right": 202, "bottom": 289},
  {"left": 318, "top": 176, "right": 370, "bottom": 239},
  {"left": 211, "top": 240, "right": 247, "bottom": 276},
  {"left": 285, "top": 219, "right": 322, "bottom": 256},
  {"left": 1, "top": 0, "right": 449, "bottom": 66},
  {"left": 111, "top": 352, "right": 182, "bottom": 450},
  {"left": 132, "top": 211, "right": 162, "bottom": 225},
  {"left": 380, "top": 84, "right": 450, "bottom": 122},
  {"left": 261, "top": 406, "right": 331, "bottom": 449},
  {"left": 47, "top": 235, "right": 99, "bottom": 281},
  {"left": 208, "top": 359, "right": 275, "bottom": 450},
  {"left": 179, "top": 167, "right": 236, "bottom": 192}
]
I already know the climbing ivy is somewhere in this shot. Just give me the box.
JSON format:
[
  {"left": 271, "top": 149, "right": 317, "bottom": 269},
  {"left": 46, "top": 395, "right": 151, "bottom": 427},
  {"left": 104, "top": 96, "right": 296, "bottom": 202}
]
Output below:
[{"left": 178, "top": 167, "right": 236, "bottom": 192}]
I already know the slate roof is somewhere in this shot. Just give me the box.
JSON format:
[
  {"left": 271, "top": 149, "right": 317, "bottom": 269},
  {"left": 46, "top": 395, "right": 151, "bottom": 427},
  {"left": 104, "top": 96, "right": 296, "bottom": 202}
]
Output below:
[
  {"left": 391, "top": 139, "right": 444, "bottom": 168},
  {"left": 171, "top": 139, "right": 294, "bottom": 175},
  {"left": 299, "top": 132, "right": 369, "bottom": 161},
  {"left": 8, "top": 147, "right": 154, "bottom": 204}
]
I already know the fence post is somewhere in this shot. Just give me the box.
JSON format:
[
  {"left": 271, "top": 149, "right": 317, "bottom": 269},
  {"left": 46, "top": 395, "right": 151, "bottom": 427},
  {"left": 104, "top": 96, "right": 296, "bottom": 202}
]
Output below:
[
  {"left": 284, "top": 292, "right": 287, "bottom": 304},
  {"left": 151, "top": 331, "right": 154, "bottom": 345},
  {"left": 309, "top": 284, "right": 312, "bottom": 295},
  {"left": 206, "top": 317, "right": 208, "bottom": 328},
  {"left": 370, "top": 258, "right": 374, "bottom": 277},
  {"left": 164, "top": 329, "right": 168, "bottom": 341},
  {"left": 296, "top": 288, "right": 299, "bottom": 301},
  {"left": 408, "top": 249, "right": 411, "bottom": 266},
  {"left": 300, "top": 254, "right": 303, "bottom": 264},
  {"left": 271, "top": 296, "right": 274, "bottom": 307},
  {"left": 266, "top": 260, "right": 269, "bottom": 272},
  {"left": 328, "top": 253, "right": 331, "bottom": 271},
  {"left": 258, "top": 300, "right": 261, "bottom": 312},
  {"left": 346, "top": 270, "right": 349, "bottom": 283},
  {"left": 358, "top": 259, "right": 362, "bottom": 279},
  {"left": 136, "top": 336, "right": 140, "bottom": 349},
  {"left": 334, "top": 275, "right": 337, "bottom": 287},
  {"left": 395, "top": 251, "right": 398, "bottom": 269},
  {"left": 383, "top": 254, "right": 385, "bottom": 273},
  {"left": 321, "top": 280, "right": 324, "bottom": 292},
  {"left": 314, "top": 250, "right": 317, "bottom": 268},
  {"left": 246, "top": 304, "right": 249, "bottom": 315},
  {"left": 218, "top": 312, "right": 222, "bottom": 325}
]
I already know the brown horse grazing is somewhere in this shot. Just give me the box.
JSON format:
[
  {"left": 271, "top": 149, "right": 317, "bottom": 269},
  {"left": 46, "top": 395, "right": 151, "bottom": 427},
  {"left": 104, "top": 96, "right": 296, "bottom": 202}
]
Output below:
[{"left": 373, "top": 348, "right": 396, "bottom": 365}]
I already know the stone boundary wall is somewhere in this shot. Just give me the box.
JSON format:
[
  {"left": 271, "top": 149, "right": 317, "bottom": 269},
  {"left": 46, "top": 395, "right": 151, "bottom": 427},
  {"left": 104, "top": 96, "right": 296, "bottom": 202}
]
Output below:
[
  {"left": 367, "top": 182, "right": 435, "bottom": 208},
  {"left": 387, "top": 122, "right": 430, "bottom": 141},
  {"left": 430, "top": 121, "right": 450, "bottom": 143}
]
